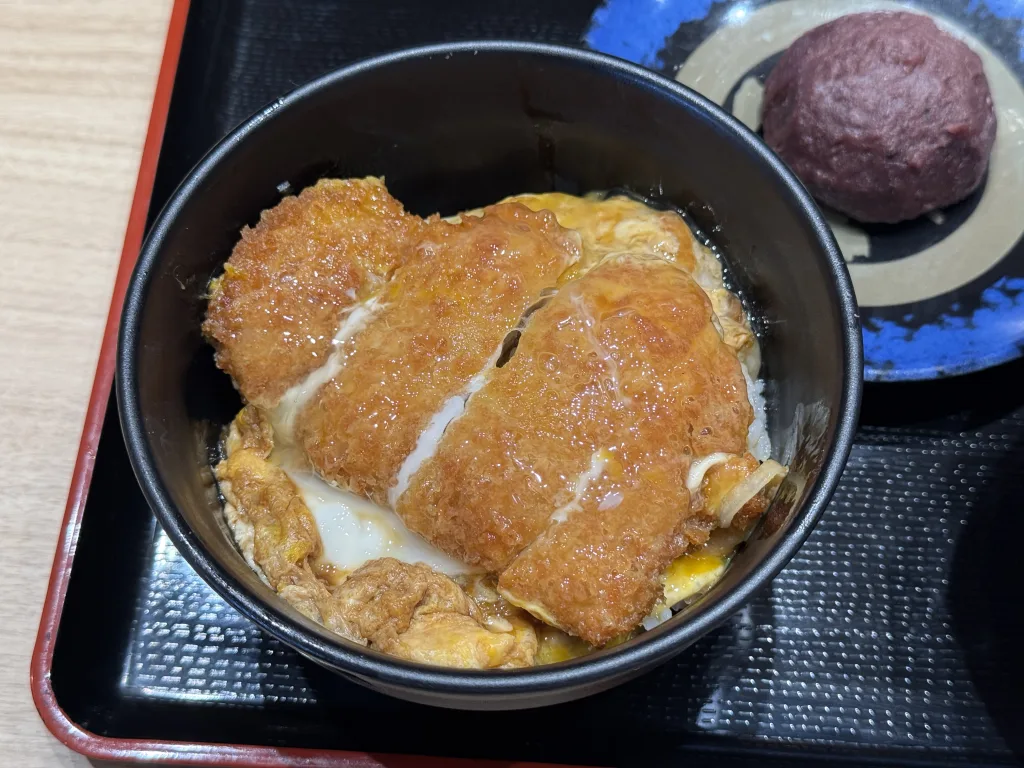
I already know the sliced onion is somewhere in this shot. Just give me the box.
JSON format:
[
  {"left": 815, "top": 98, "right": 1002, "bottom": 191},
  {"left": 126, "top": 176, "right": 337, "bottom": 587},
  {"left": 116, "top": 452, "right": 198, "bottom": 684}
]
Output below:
[
  {"left": 686, "top": 452, "right": 731, "bottom": 494},
  {"left": 717, "top": 459, "right": 787, "bottom": 528}
]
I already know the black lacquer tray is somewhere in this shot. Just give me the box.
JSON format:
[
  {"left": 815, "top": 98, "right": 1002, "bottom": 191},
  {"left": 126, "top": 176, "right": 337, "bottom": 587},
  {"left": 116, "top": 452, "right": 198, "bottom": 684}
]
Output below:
[{"left": 32, "top": 1, "right": 1024, "bottom": 765}]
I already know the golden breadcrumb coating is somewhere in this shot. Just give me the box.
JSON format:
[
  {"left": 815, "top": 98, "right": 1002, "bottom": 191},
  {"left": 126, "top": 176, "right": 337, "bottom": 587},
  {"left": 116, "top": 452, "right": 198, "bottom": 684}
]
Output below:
[
  {"left": 296, "top": 202, "right": 580, "bottom": 504},
  {"left": 398, "top": 255, "right": 752, "bottom": 644},
  {"left": 203, "top": 177, "right": 425, "bottom": 407}
]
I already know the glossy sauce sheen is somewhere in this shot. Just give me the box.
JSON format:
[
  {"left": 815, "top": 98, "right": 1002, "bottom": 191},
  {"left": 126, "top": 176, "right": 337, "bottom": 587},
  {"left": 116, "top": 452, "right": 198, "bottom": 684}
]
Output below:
[
  {"left": 296, "top": 203, "right": 580, "bottom": 505},
  {"left": 203, "top": 177, "right": 424, "bottom": 408},
  {"left": 399, "top": 256, "right": 753, "bottom": 644}
]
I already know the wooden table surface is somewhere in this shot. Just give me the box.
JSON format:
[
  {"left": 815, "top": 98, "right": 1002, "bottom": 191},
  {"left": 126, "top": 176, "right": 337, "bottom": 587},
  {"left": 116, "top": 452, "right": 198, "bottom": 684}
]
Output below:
[{"left": 0, "top": 1, "right": 174, "bottom": 765}]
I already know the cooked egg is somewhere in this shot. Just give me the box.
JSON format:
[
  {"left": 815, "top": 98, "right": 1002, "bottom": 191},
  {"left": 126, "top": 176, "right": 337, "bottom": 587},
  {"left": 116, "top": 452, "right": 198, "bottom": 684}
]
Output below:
[
  {"left": 275, "top": 451, "right": 473, "bottom": 577},
  {"left": 642, "top": 550, "right": 728, "bottom": 631},
  {"left": 641, "top": 523, "right": 755, "bottom": 631},
  {"left": 661, "top": 550, "right": 728, "bottom": 608},
  {"left": 536, "top": 626, "right": 592, "bottom": 664}
]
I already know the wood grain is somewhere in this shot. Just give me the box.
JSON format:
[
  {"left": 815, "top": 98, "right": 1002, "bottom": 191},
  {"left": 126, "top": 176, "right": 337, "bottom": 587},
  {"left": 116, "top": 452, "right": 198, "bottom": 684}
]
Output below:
[{"left": 0, "top": 1, "right": 173, "bottom": 765}]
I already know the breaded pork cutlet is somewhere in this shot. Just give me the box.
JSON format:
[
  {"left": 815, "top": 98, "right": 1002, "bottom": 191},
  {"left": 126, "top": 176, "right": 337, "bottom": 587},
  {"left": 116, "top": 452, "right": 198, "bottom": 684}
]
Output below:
[
  {"left": 398, "top": 256, "right": 758, "bottom": 645},
  {"left": 295, "top": 202, "right": 580, "bottom": 506},
  {"left": 203, "top": 177, "right": 425, "bottom": 408}
]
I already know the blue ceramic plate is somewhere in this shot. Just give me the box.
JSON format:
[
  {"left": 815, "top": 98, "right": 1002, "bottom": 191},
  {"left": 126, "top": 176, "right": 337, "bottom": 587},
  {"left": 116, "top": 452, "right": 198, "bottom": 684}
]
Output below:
[{"left": 587, "top": 0, "right": 1024, "bottom": 381}]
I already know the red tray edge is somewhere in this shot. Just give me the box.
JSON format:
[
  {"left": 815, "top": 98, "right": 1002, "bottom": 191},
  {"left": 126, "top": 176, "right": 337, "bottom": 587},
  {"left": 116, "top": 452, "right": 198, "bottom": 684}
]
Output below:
[{"left": 25, "top": 2, "right": 592, "bottom": 766}]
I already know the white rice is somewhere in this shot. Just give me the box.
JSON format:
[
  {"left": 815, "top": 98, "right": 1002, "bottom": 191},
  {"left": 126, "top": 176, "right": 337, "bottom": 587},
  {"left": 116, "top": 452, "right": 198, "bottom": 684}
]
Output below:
[{"left": 744, "top": 365, "right": 771, "bottom": 462}]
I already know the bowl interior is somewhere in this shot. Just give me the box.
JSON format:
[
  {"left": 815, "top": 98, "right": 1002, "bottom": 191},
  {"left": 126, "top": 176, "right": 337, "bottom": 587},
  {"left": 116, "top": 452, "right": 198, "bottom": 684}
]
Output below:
[{"left": 118, "top": 42, "right": 860, "bottom": 708}]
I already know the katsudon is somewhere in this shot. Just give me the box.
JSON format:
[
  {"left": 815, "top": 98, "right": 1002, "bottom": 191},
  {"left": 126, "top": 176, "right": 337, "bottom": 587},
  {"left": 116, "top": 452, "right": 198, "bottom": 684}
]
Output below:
[{"left": 205, "top": 177, "right": 786, "bottom": 668}]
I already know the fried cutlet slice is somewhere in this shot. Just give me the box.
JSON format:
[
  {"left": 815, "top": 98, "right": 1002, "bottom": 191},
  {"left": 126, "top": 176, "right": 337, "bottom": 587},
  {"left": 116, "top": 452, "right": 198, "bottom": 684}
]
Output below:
[
  {"left": 397, "top": 255, "right": 752, "bottom": 571},
  {"left": 497, "top": 261, "right": 757, "bottom": 643},
  {"left": 397, "top": 256, "right": 753, "bottom": 644},
  {"left": 296, "top": 202, "right": 580, "bottom": 506},
  {"left": 203, "top": 177, "right": 425, "bottom": 408},
  {"left": 498, "top": 451, "right": 782, "bottom": 644},
  {"left": 216, "top": 407, "right": 536, "bottom": 668},
  {"left": 497, "top": 454, "right": 688, "bottom": 645}
]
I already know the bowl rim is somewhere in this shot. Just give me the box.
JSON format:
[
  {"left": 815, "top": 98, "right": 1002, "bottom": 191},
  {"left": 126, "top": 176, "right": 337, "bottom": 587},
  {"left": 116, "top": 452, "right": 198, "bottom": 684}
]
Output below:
[{"left": 117, "top": 39, "right": 863, "bottom": 698}]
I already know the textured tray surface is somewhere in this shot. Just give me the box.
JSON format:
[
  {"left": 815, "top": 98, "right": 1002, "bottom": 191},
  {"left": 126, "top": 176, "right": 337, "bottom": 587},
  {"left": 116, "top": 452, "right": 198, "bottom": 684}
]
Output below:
[{"left": 49, "top": 0, "right": 1024, "bottom": 765}]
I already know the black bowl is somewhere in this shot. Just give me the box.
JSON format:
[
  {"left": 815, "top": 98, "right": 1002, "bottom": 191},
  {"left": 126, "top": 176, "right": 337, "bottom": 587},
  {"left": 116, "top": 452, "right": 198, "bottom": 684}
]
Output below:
[{"left": 117, "top": 41, "right": 861, "bottom": 710}]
